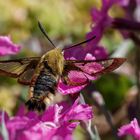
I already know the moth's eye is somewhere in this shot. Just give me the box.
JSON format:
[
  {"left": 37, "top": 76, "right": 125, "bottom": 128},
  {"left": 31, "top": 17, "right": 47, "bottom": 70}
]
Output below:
[{"left": 44, "top": 61, "right": 48, "bottom": 68}]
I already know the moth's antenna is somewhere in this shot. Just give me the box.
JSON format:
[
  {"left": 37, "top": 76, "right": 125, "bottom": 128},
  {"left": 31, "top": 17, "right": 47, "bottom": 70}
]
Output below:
[
  {"left": 38, "top": 21, "right": 56, "bottom": 48},
  {"left": 63, "top": 35, "right": 96, "bottom": 50}
]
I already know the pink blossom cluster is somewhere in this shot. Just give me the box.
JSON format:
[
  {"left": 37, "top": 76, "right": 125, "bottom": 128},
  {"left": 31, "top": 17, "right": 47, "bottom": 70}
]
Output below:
[
  {"left": 118, "top": 118, "right": 140, "bottom": 140},
  {"left": 0, "top": 98, "right": 93, "bottom": 140}
]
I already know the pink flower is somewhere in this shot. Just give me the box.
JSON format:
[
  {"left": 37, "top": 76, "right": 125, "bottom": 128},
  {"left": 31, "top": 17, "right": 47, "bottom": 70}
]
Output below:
[
  {"left": 0, "top": 98, "right": 93, "bottom": 140},
  {"left": 87, "top": 0, "right": 129, "bottom": 45},
  {"left": 58, "top": 53, "right": 103, "bottom": 95},
  {"left": 64, "top": 43, "right": 108, "bottom": 60},
  {"left": 86, "top": 0, "right": 114, "bottom": 47},
  {"left": 86, "top": 0, "right": 131, "bottom": 47},
  {"left": 118, "top": 118, "right": 140, "bottom": 139},
  {"left": 0, "top": 36, "right": 21, "bottom": 56}
]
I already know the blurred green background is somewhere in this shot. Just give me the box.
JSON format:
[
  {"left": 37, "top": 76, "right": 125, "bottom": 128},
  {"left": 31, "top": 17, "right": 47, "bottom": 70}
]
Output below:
[{"left": 0, "top": 0, "right": 135, "bottom": 139}]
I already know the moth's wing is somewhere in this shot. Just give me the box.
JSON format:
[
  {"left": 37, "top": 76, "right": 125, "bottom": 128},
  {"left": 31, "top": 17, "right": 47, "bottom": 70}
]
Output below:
[
  {"left": 62, "top": 58, "right": 126, "bottom": 85},
  {"left": 61, "top": 60, "right": 88, "bottom": 86},
  {"left": 18, "top": 68, "right": 36, "bottom": 85},
  {"left": 17, "top": 58, "right": 40, "bottom": 85},
  {"left": 65, "top": 58, "right": 126, "bottom": 75},
  {"left": 0, "top": 57, "right": 40, "bottom": 85}
]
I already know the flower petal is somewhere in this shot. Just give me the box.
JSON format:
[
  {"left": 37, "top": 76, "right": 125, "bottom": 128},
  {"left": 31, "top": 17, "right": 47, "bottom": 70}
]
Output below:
[
  {"left": 118, "top": 118, "right": 140, "bottom": 139},
  {"left": 41, "top": 105, "right": 63, "bottom": 124},
  {"left": 0, "top": 36, "right": 21, "bottom": 56},
  {"left": 57, "top": 79, "right": 87, "bottom": 95},
  {"left": 64, "top": 45, "right": 86, "bottom": 60},
  {"left": 62, "top": 98, "right": 93, "bottom": 122},
  {"left": 47, "top": 122, "right": 79, "bottom": 140}
]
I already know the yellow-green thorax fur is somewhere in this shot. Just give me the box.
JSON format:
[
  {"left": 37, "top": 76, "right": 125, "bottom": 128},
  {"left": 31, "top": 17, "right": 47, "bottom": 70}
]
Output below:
[{"left": 42, "top": 48, "right": 64, "bottom": 75}]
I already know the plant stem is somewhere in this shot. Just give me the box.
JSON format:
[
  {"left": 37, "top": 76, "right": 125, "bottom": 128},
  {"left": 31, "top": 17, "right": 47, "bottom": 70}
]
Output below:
[{"left": 83, "top": 83, "right": 119, "bottom": 140}]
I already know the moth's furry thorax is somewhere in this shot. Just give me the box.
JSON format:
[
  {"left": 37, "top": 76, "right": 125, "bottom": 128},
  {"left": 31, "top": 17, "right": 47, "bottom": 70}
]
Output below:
[{"left": 42, "top": 48, "right": 64, "bottom": 75}]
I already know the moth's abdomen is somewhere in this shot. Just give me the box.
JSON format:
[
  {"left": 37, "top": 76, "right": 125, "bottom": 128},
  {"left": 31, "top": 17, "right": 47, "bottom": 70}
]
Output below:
[
  {"left": 26, "top": 69, "right": 57, "bottom": 111},
  {"left": 34, "top": 71, "right": 56, "bottom": 97}
]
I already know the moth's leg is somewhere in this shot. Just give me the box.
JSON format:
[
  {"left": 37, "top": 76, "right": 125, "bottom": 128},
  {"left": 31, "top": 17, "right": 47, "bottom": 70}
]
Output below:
[
  {"left": 29, "top": 86, "right": 34, "bottom": 98},
  {"left": 43, "top": 89, "right": 55, "bottom": 106}
]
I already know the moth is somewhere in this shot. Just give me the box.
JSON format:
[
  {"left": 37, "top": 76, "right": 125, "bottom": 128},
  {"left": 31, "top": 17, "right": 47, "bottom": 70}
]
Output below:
[{"left": 0, "top": 22, "right": 126, "bottom": 111}]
